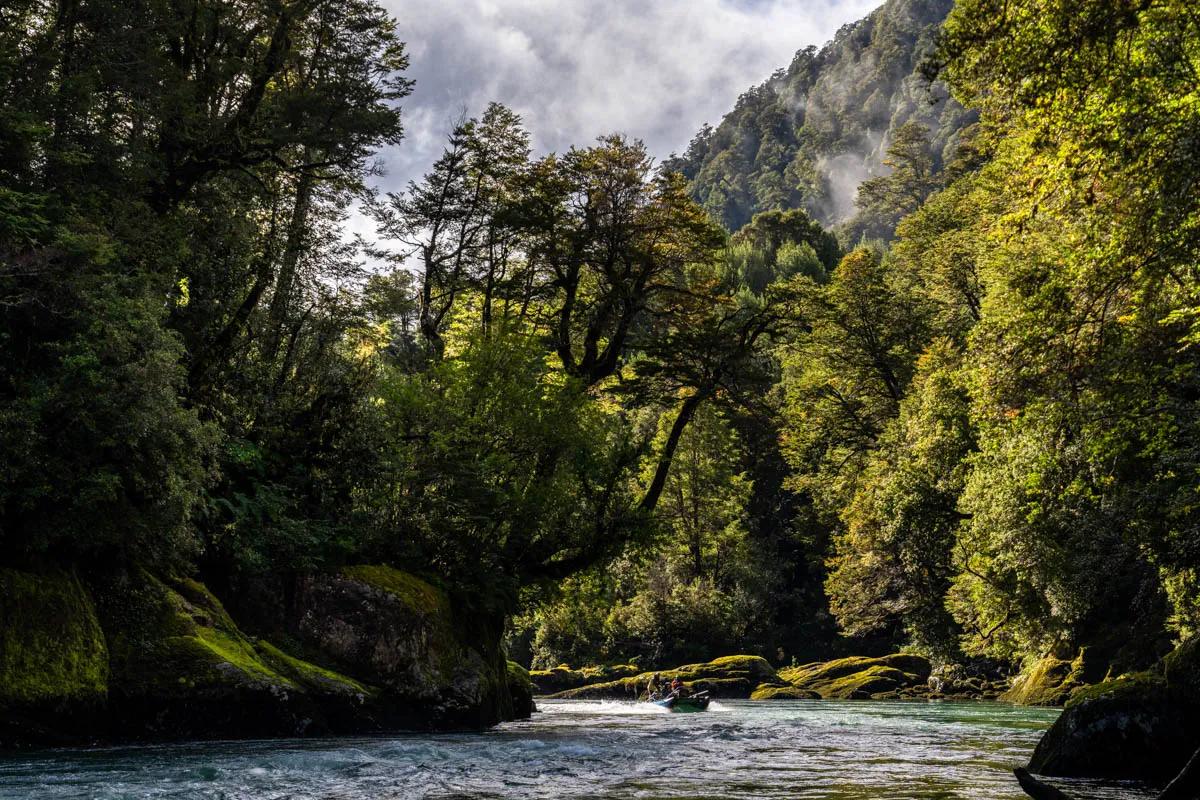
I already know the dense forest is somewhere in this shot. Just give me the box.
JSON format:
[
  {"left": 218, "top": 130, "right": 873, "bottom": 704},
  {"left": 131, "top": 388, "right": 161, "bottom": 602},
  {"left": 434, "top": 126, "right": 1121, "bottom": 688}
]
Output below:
[{"left": 2, "top": 0, "right": 1200, "bottom": 783}]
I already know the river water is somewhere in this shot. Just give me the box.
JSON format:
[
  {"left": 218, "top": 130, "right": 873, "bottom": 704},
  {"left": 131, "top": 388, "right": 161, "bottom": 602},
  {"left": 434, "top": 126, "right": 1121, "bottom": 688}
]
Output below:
[{"left": 0, "top": 699, "right": 1153, "bottom": 799}]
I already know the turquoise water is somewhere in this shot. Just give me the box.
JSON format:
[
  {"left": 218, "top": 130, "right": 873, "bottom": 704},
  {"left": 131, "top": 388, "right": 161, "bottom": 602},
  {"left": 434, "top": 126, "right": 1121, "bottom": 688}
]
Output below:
[{"left": 0, "top": 700, "right": 1152, "bottom": 799}]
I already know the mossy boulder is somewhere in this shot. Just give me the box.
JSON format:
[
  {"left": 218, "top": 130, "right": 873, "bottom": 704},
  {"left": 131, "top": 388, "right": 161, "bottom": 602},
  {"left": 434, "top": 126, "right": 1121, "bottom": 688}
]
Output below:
[
  {"left": 1028, "top": 637, "right": 1200, "bottom": 783},
  {"left": 94, "top": 570, "right": 370, "bottom": 740},
  {"left": 4, "top": 563, "right": 525, "bottom": 744},
  {"left": 823, "top": 665, "right": 914, "bottom": 699},
  {"left": 551, "top": 655, "right": 782, "bottom": 700},
  {"left": 750, "top": 684, "right": 820, "bottom": 700},
  {"left": 506, "top": 661, "right": 536, "bottom": 717},
  {"left": 0, "top": 568, "right": 109, "bottom": 746},
  {"left": 530, "top": 665, "right": 586, "bottom": 695},
  {"left": 293, "top": 564, "right": 513, "bottom": 728},
  {"left": 529, "top": 663, "right": 638, "bottom": 695},
  {"left": 779, "top": 654, "right": 930, "bottom": 699},
  {"left": 1001, "top": 651, "right": 1087, "bottom": 706}
]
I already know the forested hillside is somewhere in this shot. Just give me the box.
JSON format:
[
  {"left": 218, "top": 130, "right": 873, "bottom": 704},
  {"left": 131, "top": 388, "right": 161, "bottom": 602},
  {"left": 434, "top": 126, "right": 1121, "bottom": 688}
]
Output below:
[
  {"left": 665, "top": 0, "right": 974, "bottom": 241},
  {"left": 3, "top": 0, "right": 1200, "bottom": 783}
]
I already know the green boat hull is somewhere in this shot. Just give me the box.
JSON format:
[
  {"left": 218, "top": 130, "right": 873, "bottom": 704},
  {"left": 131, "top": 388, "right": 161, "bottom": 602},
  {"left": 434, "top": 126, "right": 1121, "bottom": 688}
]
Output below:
[{"left": 651, "top": 694, "right": 711, "bottom": 712}]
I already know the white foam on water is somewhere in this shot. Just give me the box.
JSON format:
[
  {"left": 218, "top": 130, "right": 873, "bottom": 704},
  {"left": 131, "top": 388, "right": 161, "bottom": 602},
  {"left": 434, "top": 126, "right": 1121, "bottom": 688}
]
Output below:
[{"left": 539, "top": 699, "right": 669, "bottom": 715}]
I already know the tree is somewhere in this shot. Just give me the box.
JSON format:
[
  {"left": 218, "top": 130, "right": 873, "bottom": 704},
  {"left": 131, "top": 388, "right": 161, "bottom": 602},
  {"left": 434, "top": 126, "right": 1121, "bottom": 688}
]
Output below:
[
  {"left": 845, "top": 122, "right": 940, "bottom": 243},
  {"left": 372, "top": 103, "right": 529, "bottom": 360},
  {"left": 781, "top": 246, "right": 931, "bottom": 520},
  {"left": 828, "top": 341, "right": 972, "bottom": 658},
  {"left": 0, "top": 0, "right": 410, "bottom": 576}
]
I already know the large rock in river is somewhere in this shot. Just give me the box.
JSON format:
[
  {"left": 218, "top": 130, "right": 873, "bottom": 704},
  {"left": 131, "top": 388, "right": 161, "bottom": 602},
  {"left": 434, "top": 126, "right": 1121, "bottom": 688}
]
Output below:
[
  {"left": 1028, "top": 637, "right": 1200, "bottom": 784},
  {"left": 95, "top": 569, "right": 371, "bottom": 740},
  {"left": 779, "top": 654, "right": 931, "bottom": 699},
  {"left": 2, "top": 563, "right": 528, "bottom": 745},
  {"left": 293, "top": 565, "right": 517, "bottom": 728},
  {"left": 550, "top": 655, "right": 782, "bottom": 699}
]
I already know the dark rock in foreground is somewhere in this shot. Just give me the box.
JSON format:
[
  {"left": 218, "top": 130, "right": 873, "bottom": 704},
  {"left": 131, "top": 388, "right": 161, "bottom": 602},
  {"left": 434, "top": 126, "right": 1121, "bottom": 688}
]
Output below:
[{"left": 1029, "top": 637, "right": 1200, "bottom": 784}]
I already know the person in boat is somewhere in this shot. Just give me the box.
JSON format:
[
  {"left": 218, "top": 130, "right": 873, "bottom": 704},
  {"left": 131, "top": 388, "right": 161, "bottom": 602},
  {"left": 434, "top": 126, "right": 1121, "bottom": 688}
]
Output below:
[
  {"left": 646, "top": 673, "right": 663, "bottom": 700},
  {"left": 670, "top": 677, "right": 685, "bottom": 697}
]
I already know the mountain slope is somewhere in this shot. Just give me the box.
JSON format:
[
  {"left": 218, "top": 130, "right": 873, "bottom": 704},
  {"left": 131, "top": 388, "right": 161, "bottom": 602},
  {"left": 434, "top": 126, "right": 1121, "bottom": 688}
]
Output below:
[{"left": 666, "top": 0, "right": 974, "bottom": 234}]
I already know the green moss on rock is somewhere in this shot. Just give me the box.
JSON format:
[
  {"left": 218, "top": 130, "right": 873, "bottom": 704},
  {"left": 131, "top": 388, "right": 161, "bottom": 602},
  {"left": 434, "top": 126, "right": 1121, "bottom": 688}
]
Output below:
[
  {"left": 92, "top": 570, "right": 359, "bottom": 739},
  {"left": 1162, "top": 635, "right": 1200, "bottom": 701},
  {"left": 829, "top": 666, "right": 912, "bottom": 698},
  {"left": 1028, "top": 638, "right": 1200, "bottom": 783},
  {"left": 550, "top": 655, "right": 784, "bottom": 700},
  {"left": 255, "top": 641, "right": 373, "bottom": 698},
  {"left": 0, "top": 568, "right": 108, "bottom": 709},
  {"left": 339, "top": 566, "right": 448, "bottom": 615},
  {"left": 750, "top": 684, "right": 820, "bottom": 700},
  {"left": 1001, "top": 651, "right": 1087, "bottom": 706},
  {"left": 506, "top": 661, "right": 535, "bottom": 718},
  {"left": 530, "top": 666, "right": 585, "bottom": 694},
  {"left": 529, "top": 663, "right": 638, "bottom": 695},
  {"left": 100, "top": 571, "right": 295, "bottom": 697},
  {"left": 779, "top": 654, "right": 929, "bottom": 699},
  {"left": 296, "top": 565, "right": 515, "bottom": 728}
]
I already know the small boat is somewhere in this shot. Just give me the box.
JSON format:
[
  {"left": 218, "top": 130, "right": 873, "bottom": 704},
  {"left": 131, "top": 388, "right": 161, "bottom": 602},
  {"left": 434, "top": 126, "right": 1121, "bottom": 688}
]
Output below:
[{"left": 651, "top": 691, "right": 711, "bottom": 712}]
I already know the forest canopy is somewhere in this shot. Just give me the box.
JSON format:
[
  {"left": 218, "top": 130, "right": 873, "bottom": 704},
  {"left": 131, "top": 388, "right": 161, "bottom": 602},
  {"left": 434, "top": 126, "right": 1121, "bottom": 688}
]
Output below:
[{"left": 2, "top": 0, "right": 1198, "bottom": 685}]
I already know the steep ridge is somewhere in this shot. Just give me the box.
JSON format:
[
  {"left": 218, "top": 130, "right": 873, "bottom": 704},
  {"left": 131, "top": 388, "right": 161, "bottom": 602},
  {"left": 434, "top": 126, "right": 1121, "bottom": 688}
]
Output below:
[{"left": 665, "top": 0, "right": 973, "bottom": 234}]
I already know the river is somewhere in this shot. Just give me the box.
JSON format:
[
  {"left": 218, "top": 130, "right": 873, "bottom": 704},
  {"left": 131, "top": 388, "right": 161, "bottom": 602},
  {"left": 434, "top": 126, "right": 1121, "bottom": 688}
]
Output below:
[{"left": 0, "top": 699, "right": 1153, "bottom": 799}]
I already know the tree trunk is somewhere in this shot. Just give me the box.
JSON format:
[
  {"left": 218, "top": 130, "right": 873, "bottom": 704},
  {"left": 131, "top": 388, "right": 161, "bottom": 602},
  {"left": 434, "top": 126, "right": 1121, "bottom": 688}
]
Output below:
[
  {"left": 1159, "top": 747, "right": 1200, "bottom": 800},
  {"left": 639, "top": 388, "right": 709, "bottom": 513},
  {"left": 263, "top": 163, "right": 316, "bottom": 362}
]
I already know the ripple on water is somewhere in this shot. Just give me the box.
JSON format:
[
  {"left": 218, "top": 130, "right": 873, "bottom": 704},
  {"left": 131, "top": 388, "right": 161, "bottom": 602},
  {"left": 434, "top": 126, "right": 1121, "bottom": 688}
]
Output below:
[{"left": 0, "top": 700, "right": 1156, "bottom": 800}]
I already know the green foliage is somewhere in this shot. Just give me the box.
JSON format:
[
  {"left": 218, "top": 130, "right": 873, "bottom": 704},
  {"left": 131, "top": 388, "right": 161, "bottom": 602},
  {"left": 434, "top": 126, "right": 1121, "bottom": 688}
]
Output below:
[
  {"left": 775, "top": 0, "right": 1200, "bottom": 671},
  {"left": 360, "top": 329, "right": 642, "bottom": 610},
  {"left": 0, "top": 0, "right": 409, "bottom": 573},
  {"left": 827, "top": 342, "right": 972, "bottom": 658},
  {"left": 844, "top": 122, "right": 940, "bottom": 244},
  {"left": 781, "top": 246, "right": 931, "bottom": 520},
  {"left": 5, "top": 0, "right": 1199, "bottom": 707}
]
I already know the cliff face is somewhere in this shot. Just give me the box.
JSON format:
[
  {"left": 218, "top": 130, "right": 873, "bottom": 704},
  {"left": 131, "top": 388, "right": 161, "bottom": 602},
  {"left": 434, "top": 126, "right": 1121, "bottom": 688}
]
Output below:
[
  {"left": 666, "top": 0, "right": 974, "bottom": 234},
  {"left": 0, "top": 565, "right": 528, "bottom": 747}
]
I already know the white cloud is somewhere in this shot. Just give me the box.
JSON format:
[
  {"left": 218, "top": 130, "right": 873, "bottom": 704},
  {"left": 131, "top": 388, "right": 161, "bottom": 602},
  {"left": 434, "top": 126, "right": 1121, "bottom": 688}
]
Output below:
[{"left": 377, "top": 0, "right": 882, "bottom": 191}]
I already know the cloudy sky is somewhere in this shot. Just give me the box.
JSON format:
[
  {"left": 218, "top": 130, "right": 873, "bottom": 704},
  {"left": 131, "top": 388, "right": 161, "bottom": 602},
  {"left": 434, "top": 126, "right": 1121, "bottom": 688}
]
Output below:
[{"left": 375, "top": 0, "right": 882, "bottom": 194}]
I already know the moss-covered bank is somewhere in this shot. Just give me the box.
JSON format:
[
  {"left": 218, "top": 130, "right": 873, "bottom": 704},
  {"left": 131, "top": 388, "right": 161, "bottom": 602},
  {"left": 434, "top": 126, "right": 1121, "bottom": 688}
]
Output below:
[
  {"left": 529, "top": 663, "right": 640, "bottom": 695},
  {"left": 537, "top": 652, "right": 1016, "bottom": 703},
  {"left": 1000, "top": 651, "right": 1088, "bottom": 706},
  {"left": 779, "top": 654, "right": 932, "bottom": 699},
  {"left": 0, "top": 564, "right": 528, "bottom": 747}
]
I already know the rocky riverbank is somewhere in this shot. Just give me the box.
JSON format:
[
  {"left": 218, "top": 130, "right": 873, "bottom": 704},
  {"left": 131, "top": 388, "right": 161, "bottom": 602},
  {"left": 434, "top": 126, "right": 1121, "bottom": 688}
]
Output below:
[
  {"left": 533, "top": 653, "right": 1013, "bottom": 702},
  {"left": 0, "top": 565, "right": 532, "bottom": 748}
]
